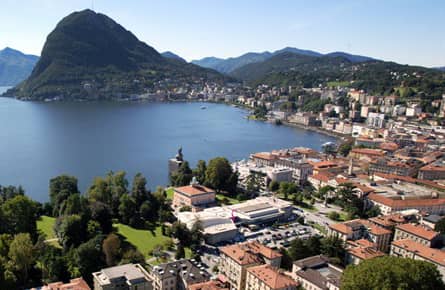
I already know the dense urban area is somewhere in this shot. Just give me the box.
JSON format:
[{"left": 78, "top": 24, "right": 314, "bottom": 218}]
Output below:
[
  {"left": 1, "top": 6, "right": 445, "bottom": 290},
  {"left": 3, "top": 78, "right": 445, "bottom": 290}
]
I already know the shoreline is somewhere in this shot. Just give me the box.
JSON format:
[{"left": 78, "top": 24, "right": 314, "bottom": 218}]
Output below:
[{"left": 282, "top": 121, "right": 346, "bottom": 141}]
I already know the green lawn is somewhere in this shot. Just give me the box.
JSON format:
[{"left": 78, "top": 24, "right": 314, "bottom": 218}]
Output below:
[
  {"left": 115, "top": 223, "right": 171, "bottom": 258},
  {"left": 166, "top": 187, "right": 174, "bottom": 200},
  {"left": 216, "top": 194, "right": 241, "bottom": 205},
  {"left": 37, "top": 215, "right": 56, "bottom": 239},
  {"left": 327, "top": 81, "right": 350, "bottom": 87}
]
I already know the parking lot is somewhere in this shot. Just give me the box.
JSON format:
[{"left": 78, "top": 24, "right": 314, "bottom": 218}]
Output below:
[{"left": 241, "top": 222, "right": 317, "bottom": 249}]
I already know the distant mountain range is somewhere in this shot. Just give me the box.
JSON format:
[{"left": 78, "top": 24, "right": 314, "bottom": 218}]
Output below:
[
  {"left": 0, "top": 47, "right": 39, "bottom": 86},
  {"left": 191, "top": 47, "right": 376, "bottom": 74},
  {"left": 435, "top": 67, "right": 445, "bottom": 72},
  {"left": 8, "top": 9, "right": 225, "bottom": 101}
]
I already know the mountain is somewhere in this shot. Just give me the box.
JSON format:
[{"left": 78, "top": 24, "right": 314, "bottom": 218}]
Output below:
[
  {"left": 192, "top": 52, "right": 272, "bottom": 74},
  {"left": 8, "top": 9, "right": 225, "bottom": 101},
  {"left": 435, "top": 67, "right": 445, "bottom": 72},
  {"left": 161, "top": 51, "right": 186, "bottom": 62},
  {"left": 0, "top": 47, "right": 39, "bottom": 86},
  {"left": 325, "top": 51, "right": 375, "bottom": 63},
  {"left": 192, "top": 47, "right": 374, "bottom": 74},
  {"left": 229, "top": 51, "right": 445, "bottom": 97}
]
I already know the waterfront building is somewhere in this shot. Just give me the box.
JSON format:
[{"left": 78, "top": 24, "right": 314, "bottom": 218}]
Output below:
[{"left": 172, "top": 180, "right": 216, "bottom": 212}]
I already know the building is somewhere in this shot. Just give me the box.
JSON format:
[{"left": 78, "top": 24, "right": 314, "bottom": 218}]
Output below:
[
  {"left": 35, "top": 278, "right": 91, "bottom": 290},
  {"left": 267, "top": 167, "right": 293, "bottom": 183},
  {"left": 367, "top": 193, "right": 445, "bottom": 215},
  {"left": 406, "top": 104, "right": 422, "bottom": 117},
  {"left": 349, "top": 148, "right": 386, "bottom": 161},
  {"left": 421, "top": 214, "right": 445, "bottom": 229},
  {"left": 394, "top": 223, "right": 441, "bottom": 247},
  {"left": 188, "top": 280, "right": 229, "bottom": 290},
  {"left": 368, "top": 213, "right": 408, "bottom": 231},
  {"left": 288, "top": 112, "right": 318, "bottom": 126},
  {"left": 251, "top": 152, "right": 278, "bottom": 167},
  {"left": 418, "top": 162, "right": 445, "bottom": 180},
  {"left": 245, "top": 265, "right": 298, "bottom": 290},
  {"left": 151, "top": 259, "right": 211, "bottom": 290},
  {"left": 172, "top": 182, "right": 216, "bottom": 212},
  {"left": 390, "top": 239, "right": 445, "bottom": 281},
  {"left": 368, "top": 158, "right": 422, "bottom": 177},
  {"left": 345, "top": 239, "right": 385, "bottom": 265},
  {"left": 366, "top": 112, "right": 385, "bottom": 128},
  {"left": 93, "top": 264, "right": 152, "bottom": 290},
  {"left": 328, "top": 219, "right": 392, "bottom": 252},
  {"left": 292, "top": 255, "right": 342, "bottom": 290},
  {"left": 177, "top": 207, "right": 238, "bottom": 245},
  {"left": 228, "top": 196, "right": 293, "bottom": 225},
  {"left": 219, "top": 241, "right": 282, "bottom": 290}
]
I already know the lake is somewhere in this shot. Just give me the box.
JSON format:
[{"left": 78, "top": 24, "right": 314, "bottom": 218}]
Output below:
[{"left": 0, "top": 87, "right": 335, "bottom": 202}]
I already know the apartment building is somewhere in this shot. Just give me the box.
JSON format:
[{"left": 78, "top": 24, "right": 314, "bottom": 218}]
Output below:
[
  {"left": 172, "top": 182, "right": 216, "bottom": 212},
  {"left": 93, "top": 264, "right": 152, "bottom": 290},
  {"left": 218, "top": 242, "right": 282, "bottom": 290},
  {"left": 151, "top": 259, "right": 211, "bottom": 290},
  {"left": 245, "top": 265, "right": 298, "bottom": 290},
  {"left": 394, "top": 223, "right": 441, "bottom": 247},
  {"left": 391, "top": 239, "right": 445, "bottom": 281},
  {"left": 292, "top": 255, "right": 342, "bottom": 290},
  {"left": 328, "top": 219, "right": 392, "bottom": 252}
]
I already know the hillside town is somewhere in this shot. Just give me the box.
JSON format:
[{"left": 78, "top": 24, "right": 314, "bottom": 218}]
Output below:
[{"left": 32, "top": 84, "right": 445, "bottom": 290}]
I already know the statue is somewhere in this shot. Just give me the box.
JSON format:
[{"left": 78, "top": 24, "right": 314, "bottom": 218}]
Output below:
[{"left": 175, "top": 147, "right": 183, "bottom": 161}]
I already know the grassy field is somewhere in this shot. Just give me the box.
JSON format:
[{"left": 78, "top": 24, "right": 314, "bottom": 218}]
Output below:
[
  {"left": 216, "top": 194, "right": 241, "bottom": 205},
  {"left": 37, "top": 216, "right": 56, "bottom": 239},
  {"left": 115, "top": 223, "right": 171, "bottom": 258},
  {"left": 166, "top": 187, "right": 174, "bottom": 200},
  {"left": 327, "top": 81, "right": 350, "bottom": 87}
]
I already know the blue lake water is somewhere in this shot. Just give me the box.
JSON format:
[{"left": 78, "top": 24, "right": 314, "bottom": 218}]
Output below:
[{"left": 0, "top": 88, "right": 335, "bottom": 202}]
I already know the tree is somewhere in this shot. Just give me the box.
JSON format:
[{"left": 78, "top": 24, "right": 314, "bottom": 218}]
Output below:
[
  {"left": 49, "top": 175, "right": 79, "bottom": 215},
  {"left": 320, "top": 236, "right": 345, "bottom": 263},
  {"left": 341, "top": 256, "right": 445, "bottom": 290},
  {"left": 132, "top": 173, "right": 150, "bottom": 207},
  {"left": 121, "top": 249, "right": 145, "bottom": 265},
  {"left": 338, "top": 140, "right": 353, "bottom": 157},
  {"left": 328, "top": 211, "right": 340, "bottom": 221},
  {"left": 170, "top": 222, "right": 192, "bottom": 247},
  {"left": 435, "top": 218, "right": 445, "bottom": 235},
  {"left": 175, "top": 244, "right": 185, "bottom": 260},
  {"left": 279, "top": 182, "right": 298, "bottom": 200},
  {"left": 245, "top": 173, "right": 262, "bottom": 196},
  {"left": 102, "top": 233, "right": 121, "bottom": 266},
  {"left": 8, "top": 233, "right": 35, "bottom": 285},
  {"left": 1, "top": 195, "right": 38, "bottom": 237},
  {"left": 89, "top": 201, "right": 113, "bottom": 234},
  {"left": 190, "top": 221, "right": 204, "bottom": 252},
  {"left": 55, "top": 214, "right": 85, "bottom": 249},
  {"left": 279, "top": 248, "right": 293, "bottom": 270},
  {"left": 118, "top": 193, "right": 136, "bottom": 225},
  {"left": 205, "top": 157, "right": 234, "bottom": 193},
  {"left": 171, "top": 161, "right": 193, "bottom": 186},
  {"left": 193, "top": 160, "right": 207, "bottom": 184},
  {"left": 269, "top": 180, "right": 279, "bottom": 192},
  {"left": 69, "top": 235, "right": 105, "bottom": 285},
  {"left": 36, "top": 245, "right": 69, "bottom": 284}
]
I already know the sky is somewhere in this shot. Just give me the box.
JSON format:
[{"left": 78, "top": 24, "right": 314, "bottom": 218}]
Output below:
[{"left": 0, "top": 0, "right": 444, "bottom": 67}]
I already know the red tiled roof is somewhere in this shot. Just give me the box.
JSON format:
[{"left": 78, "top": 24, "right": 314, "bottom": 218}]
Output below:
[
  {"left": 392, "top": 239, "right": 445, "bottom": 266},
  {"left": 219, "top": 241, "right": 281, "bottom": 266},
  {"left": 368, "top": 193, "right": 445, "bottom": 208},
  {"left": 175, "top": 185, "right": 215, "bottom": 196},
  {"left": 396, "top": 223, "right": 439, "bottom": 241},
  {"left": 247, "top": 265, "right": 299, "bottom": 289},
  {"left": 351, "top": 148, "right": 386, "bottom": 156}
]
